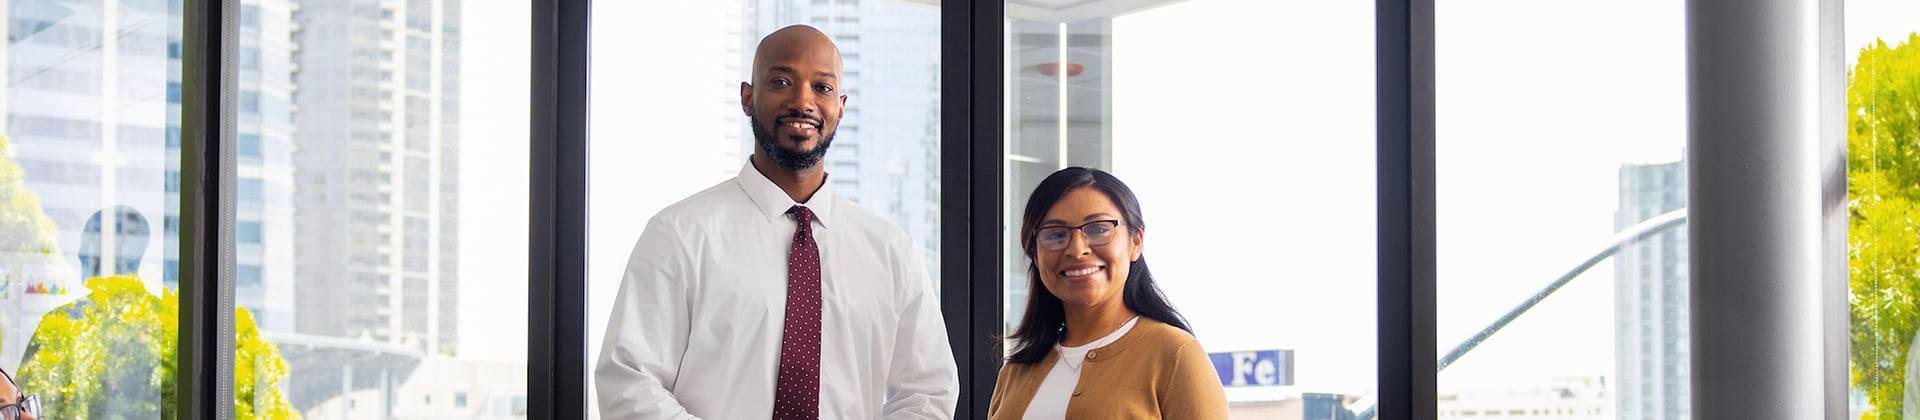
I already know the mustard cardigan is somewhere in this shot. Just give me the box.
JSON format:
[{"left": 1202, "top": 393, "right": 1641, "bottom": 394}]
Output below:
[{"left": 987, "top": 318, "right": 1230, "bottom": 419}]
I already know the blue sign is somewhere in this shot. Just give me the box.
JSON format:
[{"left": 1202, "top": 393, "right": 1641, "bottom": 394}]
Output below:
[{"left": 1208, "top": 349, "right": 1293, "bottom": 387}]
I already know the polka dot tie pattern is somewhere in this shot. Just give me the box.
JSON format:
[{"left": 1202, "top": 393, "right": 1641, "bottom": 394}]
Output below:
[{"left": 772, "top": 206, "right": 822, "bottom": 419}]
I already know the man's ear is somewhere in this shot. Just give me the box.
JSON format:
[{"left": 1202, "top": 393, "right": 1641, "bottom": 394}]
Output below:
[
  {"left": 839, "top": 94, "right": 848, "bottom": 108},
  {"left": 740, "top": 82, "right": 754, "bottom": 116}
]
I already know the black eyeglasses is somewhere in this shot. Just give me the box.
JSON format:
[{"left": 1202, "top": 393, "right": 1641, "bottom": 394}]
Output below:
[
  {"left": 0, "top": 394, "right": 40, "bottom": 420},
  {"left": 1034, "top": 220, "right": 1124, "bottom": 251}
]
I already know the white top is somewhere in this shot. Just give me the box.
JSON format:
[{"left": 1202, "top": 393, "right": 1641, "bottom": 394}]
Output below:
[
  {"left": 1022, "top": 316, "right": 1141, "bottom": 420},
  {"left": 595, "top": 162, "right": 958, "bottom": 420}
]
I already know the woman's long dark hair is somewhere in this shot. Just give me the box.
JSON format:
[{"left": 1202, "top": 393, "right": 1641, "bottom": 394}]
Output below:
[{"left": 1005, "top": 167, "right": 1191, "bottom": 365}]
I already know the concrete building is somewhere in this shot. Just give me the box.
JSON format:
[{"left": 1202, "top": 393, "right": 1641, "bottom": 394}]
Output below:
[
  {"left": 290, "top": 0, "right": 461, "bottom": 356},
  {"left": 1437, "top": 376, "right": 1612, "bottom": 420},
  {"left": 294, "top": 354, "right": 527, "bottom": 420},
  {"left": 1229, "top": 392, "right": 1360, "bottom": 420},
  {"left": 1614, "top": 161, "right": 1688, "bottom": 420}
]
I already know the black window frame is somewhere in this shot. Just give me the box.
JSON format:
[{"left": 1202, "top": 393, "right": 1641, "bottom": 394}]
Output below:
[
  {"left": 173, "top": 0, "right": 1436, "bottom": 418},
  {"left": 180, "top": 0, "right": 237, "bottom": 417}
]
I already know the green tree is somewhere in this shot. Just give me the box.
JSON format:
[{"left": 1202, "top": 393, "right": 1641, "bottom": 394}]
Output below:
[
  {"left": 0, "top": 134, "right": 59, "bottom": 261},
  {"left": 0, "top": 134, "right": 66, "bottom": 295},
  {"left": 15, "top": 275, "right": 299, "bottom": 420},
  {"left": 1849, "top": 33, "right": 1920, "bottom": 420}
]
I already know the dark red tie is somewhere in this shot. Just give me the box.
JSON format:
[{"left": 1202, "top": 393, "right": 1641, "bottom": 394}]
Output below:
[{"left": 773, "top": 206, "right": 822, "bottom": 419}]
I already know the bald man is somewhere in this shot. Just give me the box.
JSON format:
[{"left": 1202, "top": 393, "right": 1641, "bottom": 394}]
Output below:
[{"left": 595, "top": 25, "right": 958, "bottom": 419}]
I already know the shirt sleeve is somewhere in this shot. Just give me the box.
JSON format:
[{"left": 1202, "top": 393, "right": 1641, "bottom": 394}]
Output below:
[
  {"left": 594, "top": 217, "right": 703, "bottom": 420},
  {"left": 881, "top": 242, "right": 960, "bottom": 419},
  {"left": 1162, "top": 339, "right": 1231, "bottom": 420}
]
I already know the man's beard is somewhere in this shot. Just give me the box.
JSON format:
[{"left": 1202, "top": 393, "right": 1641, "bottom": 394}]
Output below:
[{"left": 750, "top": 112, "right": 835, "bottom": 170}]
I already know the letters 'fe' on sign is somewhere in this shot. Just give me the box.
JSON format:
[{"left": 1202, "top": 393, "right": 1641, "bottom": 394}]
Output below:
[{"left": 1208, "top": 350, "right": 1294, "bottom": 387}]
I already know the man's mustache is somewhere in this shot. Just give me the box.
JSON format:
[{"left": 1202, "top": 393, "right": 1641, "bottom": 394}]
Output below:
[{"left": 774, "top": 112, "right": 824, "bottom": 126}]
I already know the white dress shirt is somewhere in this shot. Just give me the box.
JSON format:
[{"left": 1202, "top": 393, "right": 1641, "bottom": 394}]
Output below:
[
  {"left": 596, "top": 162, "right": 958, "bottom": 420},
  {"left": 1022, "top": 316, "right": 1140, "bottom": 420}
]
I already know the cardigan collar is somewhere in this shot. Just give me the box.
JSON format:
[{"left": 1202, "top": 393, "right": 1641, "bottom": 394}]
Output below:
[{"left": 1078, "top": 317, "right": 1167, "bottom": 363}]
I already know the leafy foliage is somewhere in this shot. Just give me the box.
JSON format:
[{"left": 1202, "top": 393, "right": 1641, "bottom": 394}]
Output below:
[
  {"left": 1849, "top": 33, "right": 1920, "bottom": 420},
  {"left": 0, "top": 134, "right": 59, "bottom": 261},
  {"left": 15, "top": 275, "right": 298, "bottom": 419},
  {"left": 0, "top": 134, "right": 67, "bottom": 295}
]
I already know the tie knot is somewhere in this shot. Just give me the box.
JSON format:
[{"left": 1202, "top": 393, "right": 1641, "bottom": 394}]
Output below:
[{"left": 787, "top": 205, "right": 814, "bottom": 225}]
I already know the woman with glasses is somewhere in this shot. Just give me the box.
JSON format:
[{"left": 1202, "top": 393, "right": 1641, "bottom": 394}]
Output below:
[
  {"left": 988, "top": 167, "right": 1228, "bottom": 419},
  {"left": 0, "top": 367, "right": 39, "bottom": 420}
]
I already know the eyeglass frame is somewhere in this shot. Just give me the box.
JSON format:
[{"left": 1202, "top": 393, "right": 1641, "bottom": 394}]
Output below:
[
  {"left": 0, "top": 394, "right": 40, "bottom": 420},
  {"left": 1031, "top": 219, "right": 1127, "bottom": 251}
]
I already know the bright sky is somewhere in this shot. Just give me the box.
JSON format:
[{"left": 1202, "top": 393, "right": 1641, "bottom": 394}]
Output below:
[
  {"left": 1110, "top": 0, "right": 1379, "bottom": 398},
  {"left": 1431, "top": 0, "right": 1687, "bottom": 390},
  {"left": 455, "top": 0, "right": 531, "bottom": 362},
  {"left": 450, "top": 0, "right": 1908, "bottom": 404},
  {"left": 1848, "top": 0, "right": 1920, "bottom": 66}
]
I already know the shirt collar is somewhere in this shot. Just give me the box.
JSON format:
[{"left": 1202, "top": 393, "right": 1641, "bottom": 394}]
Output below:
[{"left": 737, "top": 160, "right": 835, "bottom": 228}]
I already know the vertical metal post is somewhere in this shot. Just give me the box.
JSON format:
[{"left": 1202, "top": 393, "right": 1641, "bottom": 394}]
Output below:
[
  {"left": 529, "top": 0, "right": 591, "bottom": 418},
  {"left": 340, "top": 364, "right": 352, "bottom": 420},
  {"left": 1817, "top": 1, "right": 1850, "bottom": 418},
  {"left": 380, "top": 368, "right": 392, "bottom": 418},
  {"left": 941, "top": 0, "right": 1005, "bottom": 418},
  {"left": 1376, "top": 0, "right": 1436, "bottom": 419},
  {"left": 1688, "top": 0, "right": 1828, "bottom": 417}
]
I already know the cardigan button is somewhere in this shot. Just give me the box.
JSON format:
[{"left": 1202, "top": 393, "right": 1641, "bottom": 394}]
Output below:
[
  {"left": 1087, "top": 352, "right": 1097, "bottom": 360},
  {"left": 1072, "top": 391, "right": 1082, "bottom": 397}
]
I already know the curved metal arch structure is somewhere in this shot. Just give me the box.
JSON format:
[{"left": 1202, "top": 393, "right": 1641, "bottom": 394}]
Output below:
[{"left": 1356, "top": 209, "right": 1687, "bottom": 420}]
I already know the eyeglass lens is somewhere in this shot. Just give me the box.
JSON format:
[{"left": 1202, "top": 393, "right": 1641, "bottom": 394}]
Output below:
[{"left": 1037, "top": 221, "right": 1120, "bottom": 250}]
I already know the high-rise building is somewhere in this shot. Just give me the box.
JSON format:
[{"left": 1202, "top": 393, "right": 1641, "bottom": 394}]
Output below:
[
  {"left": 225, "top": 0, "right": 301, "bottom": 333},
  {"left": 5, "top": 1, "right": 172, "bottom": 276},
  {"left": 7, "top": 0, "right": 297, "bottom": 347},
  {"left": 742, "top": 0, "right": 942, "bottom": 282},
  {"left": 3, "top": 0, "right": 183, "bottom": 364},
  {"left": 291, "top": 0, "right": 460, "bottom": 355},
  {"left": 1614, "top": 161, "right": 1688, "bottom": 420}
]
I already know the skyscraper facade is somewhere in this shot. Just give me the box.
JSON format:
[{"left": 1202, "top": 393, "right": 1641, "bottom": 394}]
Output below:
[
  {"left": 8, "top": 0, "right": 297, "bottom": 340},
  {"left": 6, "top": 0, "right": 173, "bottom": 279},
  {"left": 228, "top": 0, "right": 301, "bottom": 332},
  {"left": 5, "top": 0, "right": 187, "bottom": 363},
  {"left": 291, "top": 0, "right": 460, "bottom": 355},
  {"left": 1614, "top": 161, "right": 1688, "bottom": 420}
]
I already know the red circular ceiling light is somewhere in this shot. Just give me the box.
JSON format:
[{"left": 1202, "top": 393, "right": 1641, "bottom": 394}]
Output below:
[{"left": 1037, "top": 62, "right": 1084, "bottom": 77}]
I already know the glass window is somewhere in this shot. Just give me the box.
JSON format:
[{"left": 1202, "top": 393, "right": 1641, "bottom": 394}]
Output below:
[
  {"left": 998, "top": 1, "right": 1377, "bottom": 416},
  {"left": 1435, "top": 1, "right": 1686, "bottom": 419},
  {"left": 243, "top": 5, "right": 262, "bottom": 28},
  {"left": 241, "top": 47, "right": 261, "bottom": 70},
  {"left": 1844, "top": 2, "right": 1920, "bottom": 418},
  {"left": 238, "top": 221, "right": 263, "bottom": 244},
  {"left": 254, "top": 0, "right": 532, "bottom": 418},
  {"left": 240, "top": 91, "right": 260, "bottom": 114},
  {"left": 238, "top": 178, "right": 264, "bottom": 201},
  {"left": 587, "top": 1, "right": 940, "bottom": 417},
  {"left": 238, "top": 264, "right": 265, "bottom": 288},
  {"left": 2, "top": 0, "right": 182, "bottom": 418},
  {"left": 239, "top": 134, "right": 262, "bottom": 159}
]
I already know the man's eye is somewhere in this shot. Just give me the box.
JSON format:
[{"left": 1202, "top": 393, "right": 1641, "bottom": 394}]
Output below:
[
  {"left": 816, "top": 85, "right": 834, "bottom": 93},
  {"left": 771, "top": 79, "right": 790, "bottom": 86}
]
